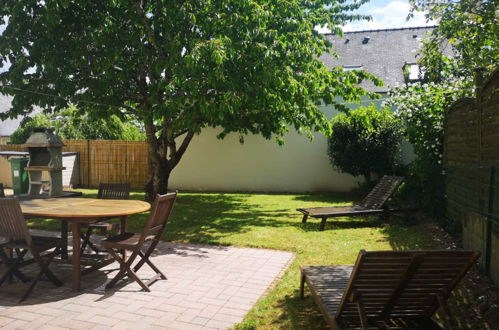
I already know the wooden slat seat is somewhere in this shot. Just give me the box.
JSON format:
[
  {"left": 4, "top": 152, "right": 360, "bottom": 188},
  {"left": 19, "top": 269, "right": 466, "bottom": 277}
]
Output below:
[
  {"left": 0, "top": 197, "right": 63, "bottom": 301},
  {"left": 300, "top": 250, "right": 481, "bottom": 329},
  {"left": 100, "top": 232, "right": 155, "bottom": 249},
  {"left": 100, "top": 192, "right": 177, "bottom": 292},
  {"left": 297, "top": 176, "right": 406, "bottom": 231},
  {"left": 301, "top": 265, "right": 353, "bottom": 319},
  {"left": 80, "top": 183, "right": 131, "bottom": 254}
]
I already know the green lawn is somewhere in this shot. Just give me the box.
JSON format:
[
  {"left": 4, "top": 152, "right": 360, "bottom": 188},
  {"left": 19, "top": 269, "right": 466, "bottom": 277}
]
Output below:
[{"left": 28, "top": 189, "right": 436, "bottom": 329}]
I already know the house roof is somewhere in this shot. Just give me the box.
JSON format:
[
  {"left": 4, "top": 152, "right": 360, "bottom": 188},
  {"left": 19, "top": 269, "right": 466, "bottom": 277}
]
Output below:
[
  {"left": 0, "top": 93, "right": 42, "bottom": 137},
  {"left": 320, "top": 26, "right": 437, "bottom": 92},
  {"left": 0, "top": 93, "right": 20, "bottom": 137}
]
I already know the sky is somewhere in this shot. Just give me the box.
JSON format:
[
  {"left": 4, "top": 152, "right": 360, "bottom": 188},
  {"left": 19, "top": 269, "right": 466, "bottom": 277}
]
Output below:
[{"left": 317, "top": 0, "right": 435, "bottom": 33}]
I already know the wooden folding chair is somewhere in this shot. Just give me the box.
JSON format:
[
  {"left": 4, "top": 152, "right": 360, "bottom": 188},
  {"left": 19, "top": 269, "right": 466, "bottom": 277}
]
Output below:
[
  {"left": 0, "top": 197, "right": 63, "bottom": 301},
  {"left": 100, "top": 192, "right": 177, "bottom": 291},
  {"left": 80, "top": 183, "right": 131, "bottom": 254},
  {"left": 297, "top": 175, "right": 406, "bottom": 230},
  {"left": 300, "top": 250, "right": 481, "bottom": 329}
]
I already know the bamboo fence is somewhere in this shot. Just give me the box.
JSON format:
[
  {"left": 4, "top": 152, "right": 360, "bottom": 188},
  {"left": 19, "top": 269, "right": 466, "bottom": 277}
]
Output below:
[{"left": 0, "top": 140, "right": 150, "bottom": 189}]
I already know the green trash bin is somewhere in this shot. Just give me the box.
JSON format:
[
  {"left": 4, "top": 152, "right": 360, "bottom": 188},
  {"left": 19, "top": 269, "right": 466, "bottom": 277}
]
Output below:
[{"left": 9, "top": 157, "right": 30, "bottom": 195}]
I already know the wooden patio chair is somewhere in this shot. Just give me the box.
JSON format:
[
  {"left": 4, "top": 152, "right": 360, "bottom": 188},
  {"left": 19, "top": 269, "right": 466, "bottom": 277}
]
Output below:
[
  {"left": 0, "top": 197, "right": 63, "bottom": 301},
  {"left": 297, "top": 175, "right": 405, "bottom": 231},
  {"left": 80, "top": 183, "right": 131, "bottom": 254},
  {"left": 300, "top": 250, "right": 481, "bottom": 329},
  {"left": 100, "top": 192, "right": 177, "bottom": 291}
]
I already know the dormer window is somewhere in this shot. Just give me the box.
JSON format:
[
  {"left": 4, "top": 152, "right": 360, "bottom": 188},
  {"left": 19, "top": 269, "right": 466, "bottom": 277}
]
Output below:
[
  {"left": 344, "top": 65, "right": 363, "bottom": 71},
  {"left": 404, "top": 63, "right": 426, "bottom": 82}
]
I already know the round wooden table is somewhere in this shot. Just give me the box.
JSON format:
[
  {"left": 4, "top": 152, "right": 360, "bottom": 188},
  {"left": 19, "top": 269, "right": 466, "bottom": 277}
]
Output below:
[{"left": 20, "top": 197, "right": 150, "bottom": 291}]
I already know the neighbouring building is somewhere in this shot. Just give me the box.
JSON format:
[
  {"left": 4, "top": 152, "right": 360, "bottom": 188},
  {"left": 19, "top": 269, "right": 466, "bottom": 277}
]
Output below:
[
  {"left": 168, "top": 26, "right": 436, "bottom": 192},
  {"left": 0, "top": 94, "right": 19, "bottom": 145},
  {"left": 321, "top": 26, "right": 435, "bottom": 94},
  {"left": 0, "top": 93, "right": 43, "bottom": 144}
]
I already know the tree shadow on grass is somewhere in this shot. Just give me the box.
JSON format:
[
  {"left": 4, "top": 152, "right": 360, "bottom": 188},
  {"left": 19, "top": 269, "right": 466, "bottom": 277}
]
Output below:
[
  {"left": 165, "top": 194, "right": 390, "bottom": 243},
  {"left": 272, "top": 292, "right": 330, "bottom": 329},
  {"left": 378, "top": 218, "right": 438, "bottom": 250},
  {"left": 300, "top": 216, "right": 383, "bottom": 232},
  {"left": 121, "top": 192, "right": 304, "bottom": 243},
  {"left": 27, "top": 192, "right": 389, "bottom": 244}
]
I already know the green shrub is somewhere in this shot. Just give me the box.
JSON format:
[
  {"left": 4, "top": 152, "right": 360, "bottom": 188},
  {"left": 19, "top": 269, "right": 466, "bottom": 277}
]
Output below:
[
  {"left": 327, "top": 104, "right": 403, "bottom": 183},
  {"left": 10, "top": 106, "right": 145, "bottom": 144},
  {"left": 385, "top": 69, "right": 472, "bottom": 217}
]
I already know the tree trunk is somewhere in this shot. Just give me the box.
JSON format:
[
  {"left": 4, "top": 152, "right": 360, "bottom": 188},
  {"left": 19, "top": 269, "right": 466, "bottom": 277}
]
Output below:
[
  {"left": 142, "top": 117, "right": 195, "bottom": 202},
  {"left": 145, "top": 156, "right": 170, "bottom": 202}
]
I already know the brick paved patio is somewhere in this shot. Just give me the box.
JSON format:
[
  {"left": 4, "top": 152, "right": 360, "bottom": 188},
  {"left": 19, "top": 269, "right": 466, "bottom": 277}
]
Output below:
[{"left": 0, "top": 235, "right": 293, "bottom": 329}]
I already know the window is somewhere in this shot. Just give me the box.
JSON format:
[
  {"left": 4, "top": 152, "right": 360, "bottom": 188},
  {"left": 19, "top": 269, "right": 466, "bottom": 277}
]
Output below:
[
  {"left": 404, "top": 63, "right": 426, "bottom": 82},
  {"left": 343, "top": 65, "right": 363, "bottom": 71}
]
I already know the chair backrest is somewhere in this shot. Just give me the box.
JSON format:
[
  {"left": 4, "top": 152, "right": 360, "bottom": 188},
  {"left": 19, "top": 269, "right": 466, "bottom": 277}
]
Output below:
[
  {"left": 97, "top": 183, "right": 131, "bottom": 200},
  {"left": 0, "top": 183, "right": 4, "bottom": 197},
  {"left": 140, "top": 192, "right": 177, "bottom": 242},
  {"left": 336, "top": 250, "right": 481, "bottom": 324},
  {"left": 358, "top": 175, "right": 404, "bottom": 209},
  {"left": 0, "top": 197, "right": 32, "bottom": 245}
]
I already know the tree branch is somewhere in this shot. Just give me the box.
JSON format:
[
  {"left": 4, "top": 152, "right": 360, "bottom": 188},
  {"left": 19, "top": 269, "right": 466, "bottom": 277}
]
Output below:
[
  {"left": 169, "top": 130, "right": 195, "bottom": 169},
  {"left": 134, "top": 0, "right": 166, "bottom": 58}
]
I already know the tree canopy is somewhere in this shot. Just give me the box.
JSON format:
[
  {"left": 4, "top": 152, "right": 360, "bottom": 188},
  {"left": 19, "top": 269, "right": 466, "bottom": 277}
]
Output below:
[
  {"left": 409, "top": 0, "right": 498, "bottom": 80},
  {"left": 0, "top": 0, "right": 380, "bottom": 199},
  {"left": 10, "top": 106, "right": 145, "bottom": 144}
]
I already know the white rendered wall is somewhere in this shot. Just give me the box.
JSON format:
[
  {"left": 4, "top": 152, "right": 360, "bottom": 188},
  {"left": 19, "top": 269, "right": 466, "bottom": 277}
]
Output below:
[{"left": 169, "top": 127, "right": 363, "bottom": 192}]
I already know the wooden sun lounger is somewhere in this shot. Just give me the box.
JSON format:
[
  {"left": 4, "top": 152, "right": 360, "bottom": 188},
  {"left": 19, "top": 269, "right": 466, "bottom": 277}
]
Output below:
[
  {"left": 297, "top": 175, "right": 405, "bottom": 230},
  {"left": 300, "top": 250, "right": 481, "bottom": 329}
]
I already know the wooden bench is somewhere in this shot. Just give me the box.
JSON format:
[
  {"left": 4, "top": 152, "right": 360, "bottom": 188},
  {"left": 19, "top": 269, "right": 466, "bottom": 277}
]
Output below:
[
  {"left": 300, "top": 250, "right": 481, "bottom": 329},
  {"left": 297, "top": 176, "right": 405, "bottom": 231}
]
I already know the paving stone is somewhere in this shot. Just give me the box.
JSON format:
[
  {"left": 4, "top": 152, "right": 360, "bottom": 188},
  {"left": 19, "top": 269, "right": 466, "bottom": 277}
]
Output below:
[
  {"left": 204, "top": 319, "right": 234, "bottom": 329},
  {"left": 0, "top": 316, "right": 15, "bottom": 326},
  {"left": 87, "top": 315, "right": 120, "bottom": 327},
  {"left": 0, "top": 236, "right": 293, "bottom": 329},
  {"left": 9, "top": 310, "right": 42, "bottom": 322},
  {"left": 2, "top": 319, "right": 30, "bottom": 330},
  {"left": 111, "top": 311, "right": 143, "bottom": 322}
]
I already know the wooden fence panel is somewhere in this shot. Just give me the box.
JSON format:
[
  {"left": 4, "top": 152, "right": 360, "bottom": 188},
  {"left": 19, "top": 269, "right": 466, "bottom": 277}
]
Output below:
[
  {"left": 125, "top": 141, "right": 150, "bottom": 189},
  {"left": 1, "top": 139, "right": 150, "bottom": 189},
  {"left": 84, "top": 140, "right": 149, "bottom": 188},
  {"left": 444, "top": 68, "right": 499, "bottom": 286},
  {"left": 0, "top": 144, "right": 26, "bottom": 153},
  {"left": 71, "top": 140, "right": 149, "bottom": 189}
]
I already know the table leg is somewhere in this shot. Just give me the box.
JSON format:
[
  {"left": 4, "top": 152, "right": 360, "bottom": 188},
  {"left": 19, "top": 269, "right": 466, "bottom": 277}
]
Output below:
[
  {"left": 120, "top": 215, "right": 128, "bottom": 260},
  {"left": 71, "top": 222, "right": 82, "bottom": 291},
  {"left": 61, "top": 221, "right": 68, "bottom": 259}
]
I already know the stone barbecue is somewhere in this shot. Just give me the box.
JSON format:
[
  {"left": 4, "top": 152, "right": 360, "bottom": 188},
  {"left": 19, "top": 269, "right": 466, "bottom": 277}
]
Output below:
[{"left": 23, "top": 127, "right": 65, "bottom": 196}]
